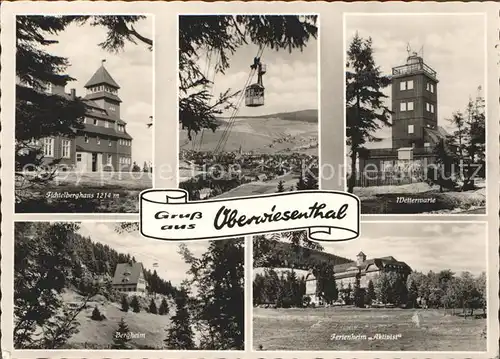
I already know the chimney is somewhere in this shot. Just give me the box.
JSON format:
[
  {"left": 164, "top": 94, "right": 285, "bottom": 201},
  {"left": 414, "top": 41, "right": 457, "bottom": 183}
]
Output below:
[{"left": 70, "top": 88, "right": 76, "bottom": 100}]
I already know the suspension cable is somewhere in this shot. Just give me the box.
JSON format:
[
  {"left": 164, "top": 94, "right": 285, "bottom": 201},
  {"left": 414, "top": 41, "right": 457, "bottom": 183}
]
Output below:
[{"left": 214, "top": 45, "right": 265, "bottom": 154}]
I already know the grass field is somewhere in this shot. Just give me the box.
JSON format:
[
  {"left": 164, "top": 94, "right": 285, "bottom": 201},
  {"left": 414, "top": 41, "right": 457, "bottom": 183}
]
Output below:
[
  {"left": 57, "top": 290, "right": 171, "bottom": 349},
  {"left": 15, "top": 171, "right": 153, "bottom": 213},
  {"left": 253, "top": 307, "right": 487, "bottom": 351}
]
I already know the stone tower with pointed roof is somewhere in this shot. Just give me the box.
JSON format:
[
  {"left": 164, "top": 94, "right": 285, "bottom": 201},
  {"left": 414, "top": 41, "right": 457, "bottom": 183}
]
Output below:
[{"left": 84, "top": 62, "right": 122, "bottom": 119}]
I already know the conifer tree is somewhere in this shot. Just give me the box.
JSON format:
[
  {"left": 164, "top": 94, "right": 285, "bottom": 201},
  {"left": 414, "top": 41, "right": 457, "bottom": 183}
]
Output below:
[
  {"left": 296, "top": 172, "right": 308, "bottom": 191},
  {"left": 179, "top": 239, "right": 244, "bottom": 350},
  {"left": 149, "top": 298, "right": 158, "bottom": 314},
  {"left": 376, "top": 273, "right": 391, "bottom": 304},
  {"left": 14, "top": 222, "right": 92, "bottom": 349},
  {"left": 346, "top": 282, "right": 353, "bottom": 305},
  {"left": 407, "top": 278, "right": 419, "bottom": 308},
  {"left": 367, "top": 279, "right": 376, "bottom": 304},
  {"left": 91, "top": 306, "right": 104, "bottom": 321},
  {"left": 112, "top": 318, "right": 131, "bottom": 349},
  {"left": 305, "top": 168, "right": 318, "bottom": 189},
  {"left": 276, "top": 180, "right": 285, "bottom": 193},
  {"left": 353, "top": 275, "right": 364, "bottom": 308},
  {"left": 130, "top": 295, "right": 140, "bottom": 313},
  {"left": 346, "top": 33, "right": 392, "bottom": 193},
  {"left": 121, "top": 295, "right": 129, "bottom": 312},
  {"left": 159, "top": 297, "right": 169, "bottom": 315}
]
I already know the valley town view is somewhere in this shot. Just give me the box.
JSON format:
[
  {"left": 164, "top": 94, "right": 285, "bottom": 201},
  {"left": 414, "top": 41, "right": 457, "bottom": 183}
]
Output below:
[{"left": 178, "top": 15, "right": 319, "bottom": 200}]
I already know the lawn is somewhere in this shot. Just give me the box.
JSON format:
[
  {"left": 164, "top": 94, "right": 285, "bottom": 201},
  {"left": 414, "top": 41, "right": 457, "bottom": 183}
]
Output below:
[
  {"left": 253, "top": 307, "right": 487, "bottom": 351},
  {"left": 15, "top": 171, "right": 153, "bottom": 213},
  {"left": 354, "top": 183, "right": 486, "bottom": 214}
]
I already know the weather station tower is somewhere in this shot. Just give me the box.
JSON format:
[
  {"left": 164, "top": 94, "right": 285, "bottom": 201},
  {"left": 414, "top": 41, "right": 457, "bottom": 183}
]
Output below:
[{"left": 390, "top": 46, "right": 439, "bottom": 151}]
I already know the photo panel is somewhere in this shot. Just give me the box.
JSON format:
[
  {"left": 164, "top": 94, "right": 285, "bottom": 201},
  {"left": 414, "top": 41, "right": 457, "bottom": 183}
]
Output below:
[
  {"left": 13, "top": 221, "right": 245, "bottom": 350},
  {"left": 15, "top": 15, "right": 154, "bottom": 214},
  {"left": 178, "top": 14, "right": 320, "bottom": 200},
  {"left": 252, "top": 222, "right": 488, "bottom": 352},
  {"left": 344, "top": 13, "right": 487, "bottom": 215}
]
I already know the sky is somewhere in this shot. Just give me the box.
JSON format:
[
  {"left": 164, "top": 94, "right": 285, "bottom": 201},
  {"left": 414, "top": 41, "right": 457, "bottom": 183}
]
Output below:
[
  {"left": 345, "top": 14, "right": 485, "bottom": 149},
  {"left": 77, "top": 222, "right": 209, "bottom": 286},
  {"left": 193, "top": 18, "right": 319, "bottom": 118},
  {"left": 319, "top": 222, "right": 487, "bottom": 276},
  {"left": 40, "top": 16, "right": 153, "bottom": 165}
]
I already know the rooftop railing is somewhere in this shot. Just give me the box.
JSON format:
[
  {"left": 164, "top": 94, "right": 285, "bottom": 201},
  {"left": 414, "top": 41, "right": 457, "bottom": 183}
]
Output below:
[{"left": 392, "top": 62, "right": 437, "bottom": 79}]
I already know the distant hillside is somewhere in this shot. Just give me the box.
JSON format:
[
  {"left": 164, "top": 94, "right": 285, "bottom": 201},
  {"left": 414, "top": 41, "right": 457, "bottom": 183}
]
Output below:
[
  {"left": 69, "top": 231, "right": 179, "bottom": 298},
  {"left": 254, "top": 237, "right": 352, "bottom": 270},
  {"left": 181, "top": 110, "right": 318, "bottom": 153},
  {"left": 251, "top": 109, "right": 318, "bottom": 123}
]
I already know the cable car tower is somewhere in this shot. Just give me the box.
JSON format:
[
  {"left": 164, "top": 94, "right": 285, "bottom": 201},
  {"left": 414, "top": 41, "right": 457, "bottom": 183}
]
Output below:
[{"left": 245, "top": 56, "right": 266, "bottom": 107}]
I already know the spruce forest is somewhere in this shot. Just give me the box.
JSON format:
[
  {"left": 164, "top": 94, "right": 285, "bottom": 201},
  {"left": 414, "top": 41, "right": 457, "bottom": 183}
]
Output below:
[{"left": 14, "top": 222, "right": 244, "bottom": 350}]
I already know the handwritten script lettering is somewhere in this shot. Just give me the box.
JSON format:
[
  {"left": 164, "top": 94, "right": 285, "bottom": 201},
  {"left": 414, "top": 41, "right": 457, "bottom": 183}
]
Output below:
[
  {"left": 154, "top": 211, "right": 202, "bottom": 221},
  {"left": 213, "top": 202, "right": 348, "bottom": 230}
]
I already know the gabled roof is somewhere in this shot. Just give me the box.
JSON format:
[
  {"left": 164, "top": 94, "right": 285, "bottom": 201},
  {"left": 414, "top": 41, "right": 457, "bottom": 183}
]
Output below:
[
  {"left": 85, "top": 64, "right": 120, "bottom": 89},
  {"left": 424, "top": 126, "right": 449, "bottom": 144},
  {"left": 77, "top": 124, "right": 133, "bottom": 140},
  {"left": 84, "top": 91, "right": 122, "bottom": 103},
  {"left": 112, "top": 262, "right": 144, "bottom": 285},
  {"left": 334, "top": 255, "right": 411, "bottom": 274}
]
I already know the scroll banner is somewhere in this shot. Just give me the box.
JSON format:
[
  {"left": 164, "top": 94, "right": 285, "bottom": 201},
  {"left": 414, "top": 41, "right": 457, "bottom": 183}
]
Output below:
[{"left": 140, "top": 189, "right": 360, "bottom": 242}]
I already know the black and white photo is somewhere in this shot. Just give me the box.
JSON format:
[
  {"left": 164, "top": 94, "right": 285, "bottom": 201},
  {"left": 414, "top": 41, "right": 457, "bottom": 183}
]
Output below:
[
  {"left": 15, "top": 15, "right": 153, "bottom": 213},
  {"left": 178, "top": 14, "right": 319, "bottom": 200},
  {"left": 14, "top": 221, "right": 245, "bottom": 350},
  {"left": 253, "top": 222, "right": 487, "bottom": 351},
  {"left": 345, "top": 14, "right": 486, "bottom": 215}
]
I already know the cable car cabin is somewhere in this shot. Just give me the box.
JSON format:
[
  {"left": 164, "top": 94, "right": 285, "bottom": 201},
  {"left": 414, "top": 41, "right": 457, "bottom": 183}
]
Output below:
[
  {"left": 245, "top": 58, "right": 267, "bottom": 107},
  {"left": 245, "top": 84, "right": 265, "bottom": 107}
]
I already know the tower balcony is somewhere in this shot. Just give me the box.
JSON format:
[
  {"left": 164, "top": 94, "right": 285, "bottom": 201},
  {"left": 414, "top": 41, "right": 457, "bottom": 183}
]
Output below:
[{"left": 392, "top": 62, "right": 437, "bottom": 81}]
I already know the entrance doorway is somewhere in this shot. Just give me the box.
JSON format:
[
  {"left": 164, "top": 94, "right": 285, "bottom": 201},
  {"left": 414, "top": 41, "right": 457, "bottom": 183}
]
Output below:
[{"left": 92, "top": 153, "right": 97, "bottom": 172}]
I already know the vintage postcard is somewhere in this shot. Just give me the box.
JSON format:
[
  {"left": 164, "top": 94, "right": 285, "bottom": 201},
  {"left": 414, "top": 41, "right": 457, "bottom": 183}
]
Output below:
[
  {"left": 14, "top": 14, "right": 154, "bottom": 214},
  {"left": 0, "top": 2, "right": 498, "bottom": 359}
]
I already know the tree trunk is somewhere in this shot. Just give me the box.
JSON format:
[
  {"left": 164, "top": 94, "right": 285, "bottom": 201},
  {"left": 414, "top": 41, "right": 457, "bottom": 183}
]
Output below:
[
  {"left": 348, "top": 149, "right": 357, "bottom": 193},
  {"left": 348, "top": 95, "right": 361, "bottom": 193}
]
